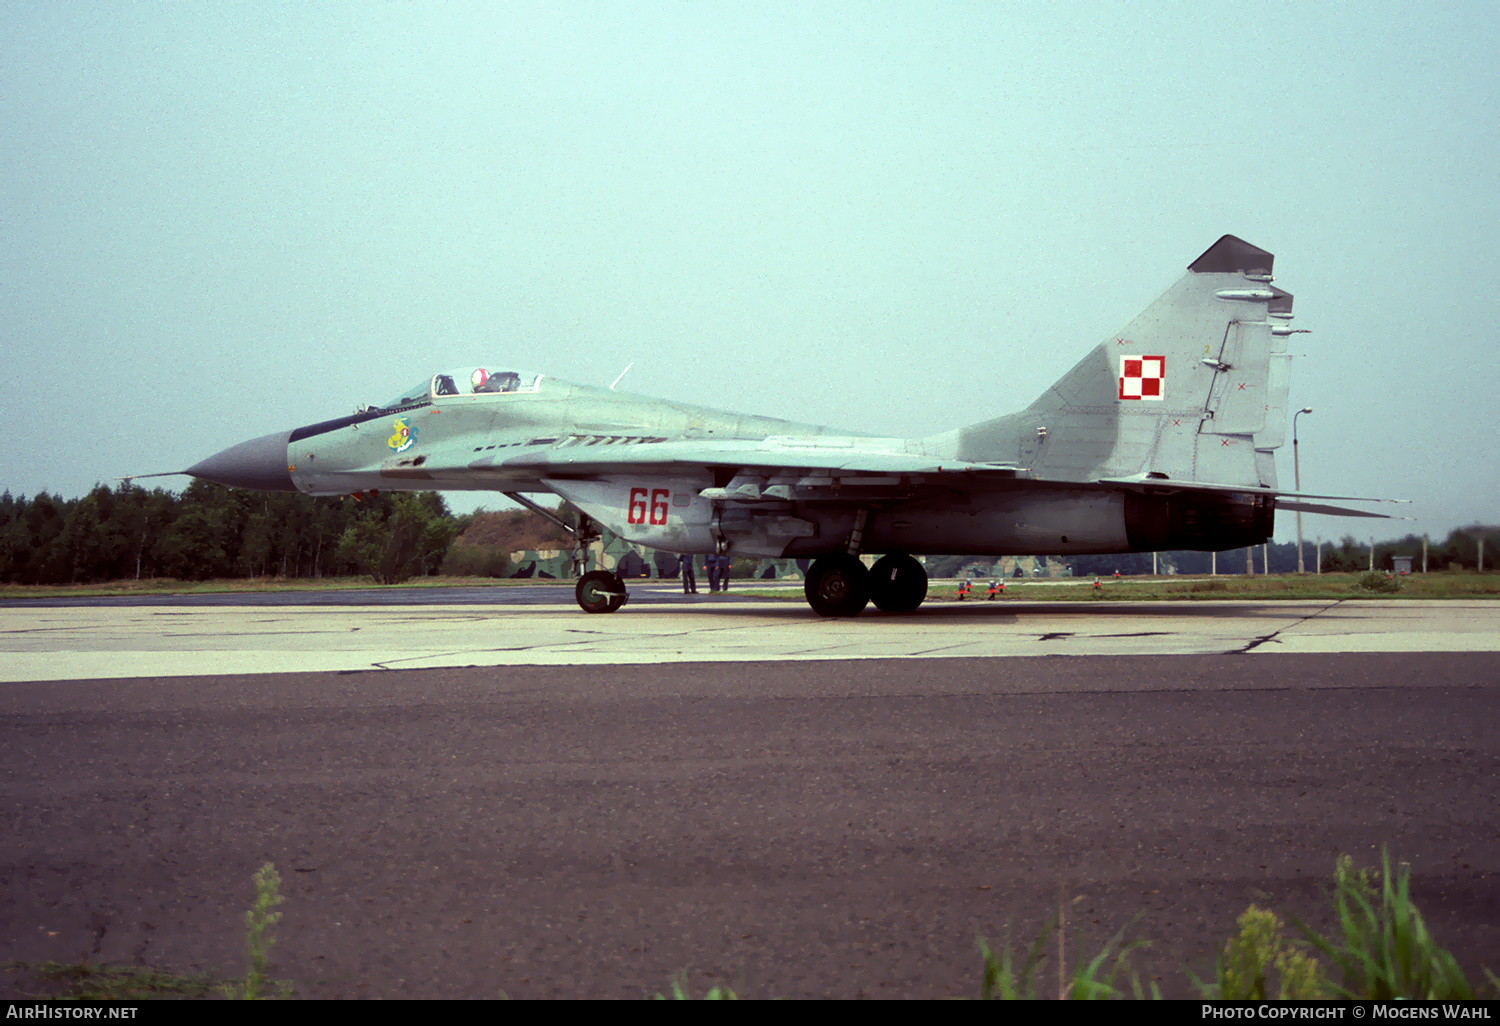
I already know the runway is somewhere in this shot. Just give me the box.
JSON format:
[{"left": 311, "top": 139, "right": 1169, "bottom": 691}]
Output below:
[
  {"left": 2, "top": 589, "right": 1497, "bottom": 681},
  {"left": 2, "top": 591, "right": 1497, "bottom": 999}
]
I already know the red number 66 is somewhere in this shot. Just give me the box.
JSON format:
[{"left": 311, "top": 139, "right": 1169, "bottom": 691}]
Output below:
[{"left": 628, "top": 486, "right": 671, "bottom": 526}]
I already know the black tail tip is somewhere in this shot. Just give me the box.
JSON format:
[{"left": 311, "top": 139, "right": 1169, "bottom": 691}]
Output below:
[{"left": 1189, "top": 235, "right": 1274, "bottom": 275}]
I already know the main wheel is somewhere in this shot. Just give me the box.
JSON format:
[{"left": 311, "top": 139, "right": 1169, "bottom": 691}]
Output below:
[
  {"left": 803, "top": 554, "right": 870, "bottom": 617},
  {"left": 868, "top": 553, "right": 928, "bottom": 613},
  {"left": 575, "top": 570, "right": 627, "bottom": 613}
]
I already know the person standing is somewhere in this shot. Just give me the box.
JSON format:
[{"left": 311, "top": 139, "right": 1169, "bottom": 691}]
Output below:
[{"left": 679, "top": 553, "right": 697, "bottom": 594}]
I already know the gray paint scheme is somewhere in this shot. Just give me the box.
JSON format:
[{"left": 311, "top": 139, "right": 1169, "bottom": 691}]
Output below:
[{"left": 179, "top": 236, "right": 1388, "bottom": 613}]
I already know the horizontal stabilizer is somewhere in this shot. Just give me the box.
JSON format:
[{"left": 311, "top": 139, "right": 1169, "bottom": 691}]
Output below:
[
  {"left": 1097, "top": 476, "right": 1405, "bottom": 504},
  {"left": 1276, "top": 500, "right": 1398, "bottom": 520}
]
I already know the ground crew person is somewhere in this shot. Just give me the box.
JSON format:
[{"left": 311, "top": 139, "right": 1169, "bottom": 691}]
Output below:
[{"left": 679, "top": 553, "right": 697, "bottom": 594}]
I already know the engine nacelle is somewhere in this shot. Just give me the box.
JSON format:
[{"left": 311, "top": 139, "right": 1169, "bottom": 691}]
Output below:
[{"left": 1123, "top": 490, "right": 1274, "bottom": 552}]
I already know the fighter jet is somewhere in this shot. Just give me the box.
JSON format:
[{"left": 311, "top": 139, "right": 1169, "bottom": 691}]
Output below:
[{"left": 181, "top": 235, "right": 1390, "bottom": 616}]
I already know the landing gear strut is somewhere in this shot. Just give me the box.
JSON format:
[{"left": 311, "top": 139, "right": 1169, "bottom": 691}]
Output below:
[{"left": 501, "top": 491, "right": 627, "bottom": 614}]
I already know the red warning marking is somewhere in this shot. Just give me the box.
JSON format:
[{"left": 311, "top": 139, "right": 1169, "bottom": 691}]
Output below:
[
  {"left": 1237, "top": 383, "right": 1248, "bottom": 391},
  {"left": 1118, "top": 355, "right": 1165, "bottom": 401}
]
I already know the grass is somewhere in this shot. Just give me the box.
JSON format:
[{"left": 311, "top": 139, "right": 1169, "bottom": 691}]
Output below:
[
  {"left": 653, "top": 972, "right": 740, "bottom": 1000},
  {"left": 728, "top": 571, "right": 1500, "bottom": 602},
  {"left": 5, "top": 862, "right": 293, "bottom": 1001},
  {"left": 978, "top": 909, "right": 1156, "bottom": 1000},
  {"left": 6, "top": 852, "right": 1494, "bottom": 1000},
  {"left": 980, "top": 852, "right": 1496, "bottom": 1001},
  {"left": 906, "top": 571, "right": 1500, "bottom": 603},
  {"left": 4, "top": 570, "right": 1496, "bottom": 602},
  {"left": 2, "top": 961, "right": 218, "bottom": 1000},
  {"left": 1291, "top": 852, "right": 1499, "bottom": 1000},
  {"left": 0, "top": 573, "right": 551, "bottom": 600}
]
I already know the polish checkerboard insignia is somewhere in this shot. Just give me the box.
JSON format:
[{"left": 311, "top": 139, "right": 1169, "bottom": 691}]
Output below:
[{"left": 1118, "top": 355, "right": 1165, "bottom": 401}]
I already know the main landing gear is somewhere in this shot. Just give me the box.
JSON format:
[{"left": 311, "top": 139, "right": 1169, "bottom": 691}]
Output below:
[
  {"left": 575, "top": 569, "right": 628, "bottom": 613},
  {"left": 803, "top": 552, "right": 928, "bottom": 617}
]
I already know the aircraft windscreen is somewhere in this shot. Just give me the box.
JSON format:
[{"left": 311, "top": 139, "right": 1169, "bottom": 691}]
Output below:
[{"left": 377, "top": 379, "right": 434, "bottom": 410}]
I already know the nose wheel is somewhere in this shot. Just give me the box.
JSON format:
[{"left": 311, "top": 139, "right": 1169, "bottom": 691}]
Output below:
[{"left": 576, "top": 570, "right": 628, "bottom": 613}]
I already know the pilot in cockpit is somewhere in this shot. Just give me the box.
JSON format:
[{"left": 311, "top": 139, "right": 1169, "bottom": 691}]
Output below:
[{"left": 471, "top": 368, "right": 522, "bottom": 393}]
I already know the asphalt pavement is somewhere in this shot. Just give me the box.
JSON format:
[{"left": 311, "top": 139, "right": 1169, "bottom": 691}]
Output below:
[{"left": 3, "top": 649, "right": 1497, "bottom": 999}]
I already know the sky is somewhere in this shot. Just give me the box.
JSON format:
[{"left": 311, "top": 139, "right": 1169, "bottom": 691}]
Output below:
[{"left": 2, "top": 1, "right": 1495, "bottom": 545}]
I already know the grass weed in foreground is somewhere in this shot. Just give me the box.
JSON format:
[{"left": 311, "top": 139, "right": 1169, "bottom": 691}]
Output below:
[
  {"left": 1292, "top": 853, "right": 1500, "bottom": 1000},
  {"left": 227, "top": 862, "right": 292, "bottom": 1000},
  {"left": 1, "top": 961, "right": 218, "bottom": 1000},
  {"left": 653, "top": 972, "right": 740, "bottom": 1000},
  {"left": 5, "top": 862, "right": 294, "bottom": 1001},
  {"left": 979, "top": 853, "right": 1497, "bottom": 1000},
  {"left": 6, "top": 853, "right": 1495, "bottom": 1000}
]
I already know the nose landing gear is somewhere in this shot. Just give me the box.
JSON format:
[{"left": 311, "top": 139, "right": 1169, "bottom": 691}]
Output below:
[{"left": 575, "top": 569, "right": 628, "bottom": 613}]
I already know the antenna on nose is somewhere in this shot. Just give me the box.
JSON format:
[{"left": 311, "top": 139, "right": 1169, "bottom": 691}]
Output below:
[{"left": 609, "top": 362, "right": 635, "bottom": 391}]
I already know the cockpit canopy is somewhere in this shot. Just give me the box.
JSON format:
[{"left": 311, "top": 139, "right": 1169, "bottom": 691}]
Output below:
[{"left": 377, "top": 367, "right": 543, "bottom": 409}]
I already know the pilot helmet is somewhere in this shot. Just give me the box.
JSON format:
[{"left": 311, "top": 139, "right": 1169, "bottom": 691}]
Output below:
[{"left": 471, "top": 368, "right": 489, "bottom": 392}]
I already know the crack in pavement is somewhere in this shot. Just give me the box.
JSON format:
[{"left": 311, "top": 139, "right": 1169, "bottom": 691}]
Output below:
[{"left": 1229, "top": 598, "right": 1347, "bottom": 654}]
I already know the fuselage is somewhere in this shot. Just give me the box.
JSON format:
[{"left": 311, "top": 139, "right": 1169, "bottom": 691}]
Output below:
[{"left": 187, "top": 364, "right": 1270, "bottom": 561}]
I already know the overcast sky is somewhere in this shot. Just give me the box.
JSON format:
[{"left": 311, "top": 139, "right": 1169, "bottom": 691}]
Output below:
[{"left": 3, "top": 1, "right": 1495, "bottom": 544}]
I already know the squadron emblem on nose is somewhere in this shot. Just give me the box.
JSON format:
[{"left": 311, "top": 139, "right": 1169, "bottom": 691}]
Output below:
[{"left": 387, "top": 417, "right": 418, "bottom": 453}]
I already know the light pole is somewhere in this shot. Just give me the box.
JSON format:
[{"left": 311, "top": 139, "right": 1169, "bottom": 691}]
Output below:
[{"left": 1293, "top": 407, "right": 1313, "bottom": 573}]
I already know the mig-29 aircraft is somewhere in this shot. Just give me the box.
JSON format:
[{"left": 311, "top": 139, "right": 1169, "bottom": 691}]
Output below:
[{"left": 179, "top": 235, "right": 1389, "bottom": 616}]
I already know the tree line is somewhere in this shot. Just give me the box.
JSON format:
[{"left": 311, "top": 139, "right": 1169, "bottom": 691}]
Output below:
[
  {"left": 0, "top": 481, "right": 455, "bottom": 585},
  {"left": 0, "top": 481, "right": 1491, "bottom": 586}
]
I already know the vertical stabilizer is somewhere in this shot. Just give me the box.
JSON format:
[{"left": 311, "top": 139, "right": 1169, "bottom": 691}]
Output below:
[{"left": 936, "top": 235, "right": 1293, "bottom": 489}]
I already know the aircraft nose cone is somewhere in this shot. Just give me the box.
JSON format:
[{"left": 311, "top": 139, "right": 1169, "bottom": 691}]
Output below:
[{"left": 185, "top": 430, "right": 297, "bottom": 491}]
